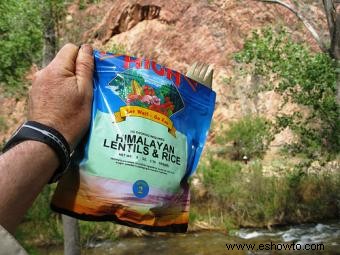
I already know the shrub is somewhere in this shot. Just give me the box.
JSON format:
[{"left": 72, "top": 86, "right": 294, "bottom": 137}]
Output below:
[
  {"left": 216, "top": 115, "right": 272, "bottom": 160},
  {"left": 201, "top": 157, "right": 242, "bottom": 200},
  {"left": 235, "top": 28, "right": 339, "bottom": 155},
  {"left": 0, "top": 0, "right": 43, "bottom": 92},
  {"left": 199, "top": 158, "right": 340, "bottom": 226}
]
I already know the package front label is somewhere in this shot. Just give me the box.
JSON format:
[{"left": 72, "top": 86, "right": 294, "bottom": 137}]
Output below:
[
  {"left": 51, "top": 51, "right": 216, "bottom": 232},
  {"left": 87, "top": 111, "right": 187, "bottom": 193}
]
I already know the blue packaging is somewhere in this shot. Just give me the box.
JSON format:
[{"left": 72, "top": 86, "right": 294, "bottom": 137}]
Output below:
[{"left": 51, "top": 50, "right": 216, "bottom": 232}]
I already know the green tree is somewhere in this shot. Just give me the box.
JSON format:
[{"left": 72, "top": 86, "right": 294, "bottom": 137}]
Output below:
[
  {"left": 0, "top": 0, "right": 43, "bottom": 91},
  {"left": 217, "top": 115, "right": 271, "bottom": 160},
  {"left": 235, "top": 28, "right": 339, "bottom": 155},
  {"left": 0, "top": 0, "right": 66, "bottom": 93},
  {"left": 258, "top": 0, "right": 340, "bottom": 109}
]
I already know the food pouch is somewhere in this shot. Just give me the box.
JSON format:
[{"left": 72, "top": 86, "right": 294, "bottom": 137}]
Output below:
[{"left": 51, "top": 50, "right": 216, "bottom": 232}]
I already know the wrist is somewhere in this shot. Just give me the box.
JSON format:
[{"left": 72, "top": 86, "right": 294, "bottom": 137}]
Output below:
[
  {"left": 2, "top": 140, "right": 59, "bottom": 184},
  {"left": 3, "top": 121, "right": 73, "bottom": 183},
  {"left": 20, "top": 140, "right": 59, "bottom": 169}
]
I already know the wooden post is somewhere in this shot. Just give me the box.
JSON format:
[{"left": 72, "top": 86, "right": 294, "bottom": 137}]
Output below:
[{"left": 62, "top": 215, "right": 81, "bottom": 255}]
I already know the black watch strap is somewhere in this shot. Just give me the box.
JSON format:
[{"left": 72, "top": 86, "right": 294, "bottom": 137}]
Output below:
[{"left": 2, "top": 121, "right": 72, "bottom": 183}]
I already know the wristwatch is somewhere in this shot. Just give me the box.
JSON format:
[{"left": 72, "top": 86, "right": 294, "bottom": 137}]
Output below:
[{"left": 2, "top": 121, "right": 72, "bottom": 183}]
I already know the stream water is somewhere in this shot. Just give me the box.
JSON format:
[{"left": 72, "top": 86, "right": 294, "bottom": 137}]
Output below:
[{"left": 39, "top": 221, "right": 340, "bottom": 255}]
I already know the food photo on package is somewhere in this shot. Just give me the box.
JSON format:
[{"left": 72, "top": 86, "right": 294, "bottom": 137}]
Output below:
[{"left": 51, "top": 50, "right": 216, "bottom": 233}]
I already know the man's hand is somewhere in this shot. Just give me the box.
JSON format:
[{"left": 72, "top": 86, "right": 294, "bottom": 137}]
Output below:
[
  {"left": 29, "top": 43, "right": 94, "bottom": 150},
  {"left": 0, "top": 44, "right": 94, "bottom": 235}
]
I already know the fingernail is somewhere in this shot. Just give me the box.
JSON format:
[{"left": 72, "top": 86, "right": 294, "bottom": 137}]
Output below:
[{"left": 81, "top": 44, "right": 93, "bottom": 55}]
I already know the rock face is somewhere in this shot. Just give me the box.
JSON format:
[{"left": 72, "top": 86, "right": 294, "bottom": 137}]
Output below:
[
  {"left": 84, "top": 0, "right": 325, "bottom": 69},
  {"left": 89, "top": 2, "right": 162, "bottom": 44}
]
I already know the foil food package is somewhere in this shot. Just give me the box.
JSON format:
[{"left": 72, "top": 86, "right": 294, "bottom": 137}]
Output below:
[{"left": 51, "top": 50, "right": 216, "bottom": 232}]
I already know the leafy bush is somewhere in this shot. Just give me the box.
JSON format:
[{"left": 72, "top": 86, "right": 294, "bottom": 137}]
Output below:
[
  {"left": 216, "top": 115, "right": 272, "bottom": 160},
  {"left": 201, "top": 159, "right": 286, "bottom": 224},
  {"left": 235, "top": 28, "right": 339, "bottom": 155},
  {"left": 201, "top": 158, "right": 242, "bottom": 200},
  {"left": 0, "top": 0, "right": 43, "bottom": 92},
  {"left": 199, "top": 158, "right": 340, "bottom": 226}
]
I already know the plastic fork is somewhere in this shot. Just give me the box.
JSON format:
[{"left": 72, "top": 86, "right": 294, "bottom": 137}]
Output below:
[{"left": 186, "top": 62, "right": 214, "bottom": 89}]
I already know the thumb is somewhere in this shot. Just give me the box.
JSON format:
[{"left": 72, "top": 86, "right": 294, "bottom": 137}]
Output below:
[{"left": 76, "top": 44, "right": 94, "bottom": 98}]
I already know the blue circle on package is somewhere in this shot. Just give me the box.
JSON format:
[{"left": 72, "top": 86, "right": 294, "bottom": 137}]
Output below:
[{"left": 133, "top": 180, "right": 149, "bottom": 198}]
